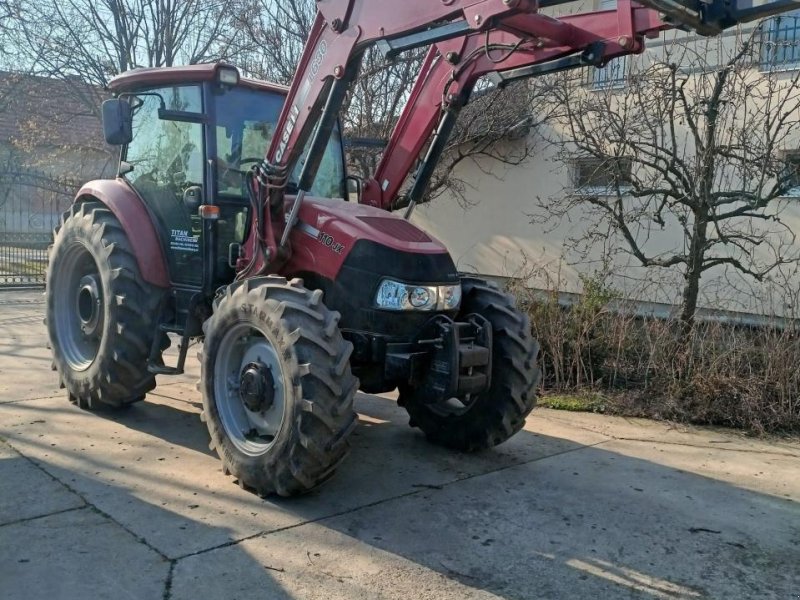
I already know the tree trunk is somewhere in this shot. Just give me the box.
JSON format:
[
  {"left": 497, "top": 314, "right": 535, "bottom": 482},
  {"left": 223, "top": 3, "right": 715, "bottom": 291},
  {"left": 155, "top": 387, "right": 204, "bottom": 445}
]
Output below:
[{"left": 679, "top": 217, "right": 708, "bottom": 329}]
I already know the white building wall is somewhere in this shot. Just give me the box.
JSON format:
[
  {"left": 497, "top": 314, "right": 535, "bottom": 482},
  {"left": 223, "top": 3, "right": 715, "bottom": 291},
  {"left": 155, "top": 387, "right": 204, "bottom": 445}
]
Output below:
[{"left": 411, "top": 13, "right": 800, "bottom": 319}]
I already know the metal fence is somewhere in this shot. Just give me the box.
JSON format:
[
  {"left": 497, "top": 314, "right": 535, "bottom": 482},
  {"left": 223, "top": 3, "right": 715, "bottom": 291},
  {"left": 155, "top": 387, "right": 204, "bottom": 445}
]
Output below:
[{"left": 0, "top": 170, "right": 75, "bottom": 286}]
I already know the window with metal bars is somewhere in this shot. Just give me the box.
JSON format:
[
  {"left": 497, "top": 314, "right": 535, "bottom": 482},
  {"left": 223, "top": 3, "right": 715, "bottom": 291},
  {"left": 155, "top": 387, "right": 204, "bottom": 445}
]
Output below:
[
  {"left": 759, "top": 10, "right": 800, "bottom": 70},
  {"left": 780, "top": 150, "right": 800, "bottom": 196},
  {"left": 587, "top": 56, "right": 628, "bottom": 90},
  {"left": 572, "top": 156, "right": 633, "bottom": 194}
]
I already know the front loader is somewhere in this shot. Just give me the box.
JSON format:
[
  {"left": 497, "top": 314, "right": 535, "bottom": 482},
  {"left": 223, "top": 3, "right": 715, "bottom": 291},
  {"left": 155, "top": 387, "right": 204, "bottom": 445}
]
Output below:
[{"left": 46, "top": 0, "right": 796, "bottom": 496}]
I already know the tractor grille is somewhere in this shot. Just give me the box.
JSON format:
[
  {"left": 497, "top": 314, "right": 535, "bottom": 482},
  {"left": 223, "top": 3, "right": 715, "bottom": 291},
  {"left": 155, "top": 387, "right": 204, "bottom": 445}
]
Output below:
[{"left": 358, "top": 216, "right": 432, "bottom": 243}]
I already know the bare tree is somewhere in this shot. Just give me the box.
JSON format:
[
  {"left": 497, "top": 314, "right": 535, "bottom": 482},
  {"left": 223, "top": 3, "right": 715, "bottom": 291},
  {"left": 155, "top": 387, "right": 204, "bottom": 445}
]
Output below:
[
  {"left": 424, "top": 80, "right": 542, "bottom": 206},
  {"left": 12, "top": 0, "right": 237, "bottom": 94},
  {"left": 1, "top": 0, "right": 239, "bottom": 175},
  {"left": 0, "top": 1, "right": 19, "bottom": 48},
  {"left": 231, "top": 0, "right": 425, "bottom": 176},
  {"left": 232, "top": 0, "right": 541, "bottom": 206},
  {"left": 539, "top": 28, "right": 800, "bottom": 326},
  {"left": 229, "top": 0, "right": 314, "bottom": 85}
]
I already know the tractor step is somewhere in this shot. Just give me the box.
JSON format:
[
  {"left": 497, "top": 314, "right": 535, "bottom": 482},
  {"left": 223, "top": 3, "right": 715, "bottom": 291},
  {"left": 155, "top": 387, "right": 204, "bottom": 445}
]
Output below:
[
  {"left": 159, "top": 324, "right": 184, "bottom": 334},
  {"left": 148, "top": 324, "right": 190, "bottom": 376},
  {"left": 147, "top": 363, "right": 184, "bottom": 375},
  {"left": 146, "top": 292, "right": 203, "bottom": 377}
]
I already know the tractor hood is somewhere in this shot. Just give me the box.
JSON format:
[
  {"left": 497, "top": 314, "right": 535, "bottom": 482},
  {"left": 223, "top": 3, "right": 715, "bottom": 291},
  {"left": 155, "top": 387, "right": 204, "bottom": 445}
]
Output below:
[{"left": 284, "top": 197, "right": 452, "bottom": 282}]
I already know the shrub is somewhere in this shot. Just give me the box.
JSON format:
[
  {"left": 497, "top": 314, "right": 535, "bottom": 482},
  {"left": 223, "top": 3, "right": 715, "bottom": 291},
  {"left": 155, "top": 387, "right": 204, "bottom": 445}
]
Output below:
[{"left": 510, "top": 275, "right": 800, "bottom": 434}]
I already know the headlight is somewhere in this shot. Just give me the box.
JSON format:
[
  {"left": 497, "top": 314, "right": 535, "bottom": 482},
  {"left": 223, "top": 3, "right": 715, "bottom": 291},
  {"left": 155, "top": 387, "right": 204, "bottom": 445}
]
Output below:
[
  {"left": 375, "top": 279, "right": 461, "bottom": 311},
  {"left": 408, "top": 286, "right": 433, "bottom": 308},
  {"left": 440, "top": 284, "right": 461, "bottom": 310}
]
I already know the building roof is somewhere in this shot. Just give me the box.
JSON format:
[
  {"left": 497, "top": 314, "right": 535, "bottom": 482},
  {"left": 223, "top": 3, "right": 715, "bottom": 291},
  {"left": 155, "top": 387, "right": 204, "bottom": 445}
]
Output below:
[{"left": 0, "top": 71, "right": 106, "bottom": 152}]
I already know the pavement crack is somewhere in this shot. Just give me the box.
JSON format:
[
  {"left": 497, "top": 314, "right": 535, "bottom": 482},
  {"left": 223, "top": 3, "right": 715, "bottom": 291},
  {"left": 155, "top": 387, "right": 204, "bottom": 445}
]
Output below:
[
  {"left": 0, "top": 505, "right": 87, "bottom": 528},
  {"left": 0, "top": 437, "right": 171, "bottom": 563},
  {"left": 162, "top": 560, "right": 176, "bottom": 600},
  {"left": 435, "top": 438, "right": 613, "bottom": 489},
  {"left": 537, "top": 414, "right": 799, "bottom": 457},
  {"left": 0, "top": 394, "right": 66, "bottom": 406},
  {"left": 613, "top": 436, "right": 799, "bottom": 457},
  {"left": 170, "top": 438, "right": 612, "bottom": 562},
  {"left": 171, "top": 487, "right": 429, "bottom": 562}
]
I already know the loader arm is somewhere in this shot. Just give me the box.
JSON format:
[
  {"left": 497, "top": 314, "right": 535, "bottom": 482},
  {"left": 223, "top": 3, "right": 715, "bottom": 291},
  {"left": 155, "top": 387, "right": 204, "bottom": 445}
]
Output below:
[
  {"left": 244, "top": 0, "right": 800, "bottom": 276},
  {"left": 359, "top": 2, "right": 668, "bottom": 212}
]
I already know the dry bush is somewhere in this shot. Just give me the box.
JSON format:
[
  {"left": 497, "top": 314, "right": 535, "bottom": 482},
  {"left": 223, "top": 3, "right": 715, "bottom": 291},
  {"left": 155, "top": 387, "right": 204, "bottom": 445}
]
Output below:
[{"left": 509, "top": 274, "right": 800, "bottom": 434}]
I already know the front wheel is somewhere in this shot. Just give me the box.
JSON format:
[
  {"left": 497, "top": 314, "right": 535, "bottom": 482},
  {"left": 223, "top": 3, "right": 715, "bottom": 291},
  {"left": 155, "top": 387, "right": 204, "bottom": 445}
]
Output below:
[
  {"left": 400, "top": 276, "right": 540, "bottom": 451},
  {"left": 200, "top": 277, "right": 359, "bottom": 497}
]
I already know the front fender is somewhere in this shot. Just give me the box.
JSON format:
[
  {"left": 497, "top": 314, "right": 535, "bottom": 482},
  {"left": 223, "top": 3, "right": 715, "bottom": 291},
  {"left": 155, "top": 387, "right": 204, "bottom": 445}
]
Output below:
[{"left": 74, "top": 178, "right": 170, "bottom": 288}]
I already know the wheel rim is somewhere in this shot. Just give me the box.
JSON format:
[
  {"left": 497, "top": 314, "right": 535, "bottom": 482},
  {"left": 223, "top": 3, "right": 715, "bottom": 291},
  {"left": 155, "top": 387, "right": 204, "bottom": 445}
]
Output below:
[
  {"left": 53, "top": 242, "right": 105, "bottom": 371},
  {"left": 213, "top": 323, "right": 287, "bottom": 457}
]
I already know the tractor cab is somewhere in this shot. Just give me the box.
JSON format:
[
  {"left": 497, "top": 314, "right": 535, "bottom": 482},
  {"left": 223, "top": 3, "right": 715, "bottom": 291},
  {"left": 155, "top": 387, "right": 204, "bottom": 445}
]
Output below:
[{"left": 104, "top": 63, "right": 347, "bottom": 292}]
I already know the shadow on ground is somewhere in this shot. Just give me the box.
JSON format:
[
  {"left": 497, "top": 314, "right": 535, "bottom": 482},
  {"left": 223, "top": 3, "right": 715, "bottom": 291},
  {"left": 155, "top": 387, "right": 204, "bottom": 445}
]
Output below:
[
  {"left": 2, "top": 387, "right": 798, "bottom": 600},
  {"left": 1, "top": 294, "right": 798, "bottom": 599}
]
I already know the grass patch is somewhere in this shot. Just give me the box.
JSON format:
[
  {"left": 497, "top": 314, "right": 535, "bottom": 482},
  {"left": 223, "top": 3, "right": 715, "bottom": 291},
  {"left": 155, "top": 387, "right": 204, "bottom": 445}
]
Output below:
[{"left": 538, "top": 393, "right": 608, "bottom": 413}]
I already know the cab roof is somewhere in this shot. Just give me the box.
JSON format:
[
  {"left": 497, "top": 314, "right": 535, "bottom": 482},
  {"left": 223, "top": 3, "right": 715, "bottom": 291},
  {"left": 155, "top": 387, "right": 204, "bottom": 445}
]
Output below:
[{"left": 107, "top": 62, "right": 288, "bottom": 96}]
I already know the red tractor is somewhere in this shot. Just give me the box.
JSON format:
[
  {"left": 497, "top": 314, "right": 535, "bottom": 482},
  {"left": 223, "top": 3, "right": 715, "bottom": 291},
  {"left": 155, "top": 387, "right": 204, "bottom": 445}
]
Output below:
[{"left": 46, "top": 0, "right": 788, "bottom": 496}]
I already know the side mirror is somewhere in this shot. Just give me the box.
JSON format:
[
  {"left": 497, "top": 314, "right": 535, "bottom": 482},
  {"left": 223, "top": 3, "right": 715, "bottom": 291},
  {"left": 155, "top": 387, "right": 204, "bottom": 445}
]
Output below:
[
  {"left": 183, "top": 186, "right": 204, "bottom": 212},
  {"left": 346, "top": 175, "right": 362, "bottom": 202},
  {"left": 102, "top": 98, "right": 133, "bottom": 145}
]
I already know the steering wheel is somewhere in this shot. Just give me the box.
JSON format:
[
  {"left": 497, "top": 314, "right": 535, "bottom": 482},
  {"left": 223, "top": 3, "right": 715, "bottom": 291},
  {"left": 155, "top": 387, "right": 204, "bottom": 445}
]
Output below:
[
  {"left": 239, "top": 157, "right": 263, "bottom": 168},
  {"left": 219, "top": 157, "right": 265, "bottom": 193}
]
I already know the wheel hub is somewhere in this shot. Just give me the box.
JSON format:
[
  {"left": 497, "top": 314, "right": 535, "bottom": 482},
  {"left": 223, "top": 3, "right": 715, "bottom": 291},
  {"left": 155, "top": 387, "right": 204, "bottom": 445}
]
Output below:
[
  {"left": 76, "top": 273, "right": 102, "bottom": 338},
  {"left": 239, "top": 361, "right": 275, "bottom": 412}
]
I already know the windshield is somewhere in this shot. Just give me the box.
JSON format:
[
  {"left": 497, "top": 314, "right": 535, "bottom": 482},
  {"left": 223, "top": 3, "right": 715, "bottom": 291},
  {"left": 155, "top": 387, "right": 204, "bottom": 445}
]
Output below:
[{"left": 215, "top": 86, "right": 346, "bottom": 199}]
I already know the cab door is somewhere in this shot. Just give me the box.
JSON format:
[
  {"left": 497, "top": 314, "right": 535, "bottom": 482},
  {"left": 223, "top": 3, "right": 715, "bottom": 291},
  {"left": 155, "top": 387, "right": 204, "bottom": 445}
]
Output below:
[{"left": 123, "top": 85, "right": 205, "bottom": 287}]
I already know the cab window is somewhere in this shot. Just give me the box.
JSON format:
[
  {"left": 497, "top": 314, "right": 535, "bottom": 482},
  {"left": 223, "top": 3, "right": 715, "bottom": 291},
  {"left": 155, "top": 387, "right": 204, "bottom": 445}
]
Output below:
[{"left": 214, "top": 86, "right": 346, "bottom": 200}]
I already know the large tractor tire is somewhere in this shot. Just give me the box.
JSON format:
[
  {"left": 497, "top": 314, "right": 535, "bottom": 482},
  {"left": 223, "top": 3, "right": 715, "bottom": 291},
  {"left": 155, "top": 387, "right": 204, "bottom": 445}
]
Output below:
[
  {"left": 46, "top": 200, "right": 168, "bottom": 410},
  {"left": 199, "top": 277, "right": 358, "bottom": 497},
  {"left": 400, "top": 276, "right": 540, "bottom": 451}
]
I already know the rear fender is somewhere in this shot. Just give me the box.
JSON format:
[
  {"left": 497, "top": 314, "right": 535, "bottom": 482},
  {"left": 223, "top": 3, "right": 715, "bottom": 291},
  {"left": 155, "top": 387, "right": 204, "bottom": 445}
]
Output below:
[{"left": 74, "top": 178, "right": 170, "bottom": 288}]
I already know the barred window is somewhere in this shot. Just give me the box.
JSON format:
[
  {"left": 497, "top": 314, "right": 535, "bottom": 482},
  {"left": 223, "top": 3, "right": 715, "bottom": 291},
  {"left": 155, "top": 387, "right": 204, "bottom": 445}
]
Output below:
[
  {"left": 588, "top": 56, "right": 628, "bottom": 90},
  {"left": 572, "top": 156, "right": 633, "bottom": 192},
  {"left": 759, "top": 11, "right": 800, "bottom": 70},
  {"left": 781, "top": 150, "right": 800, "bottom": 196}
]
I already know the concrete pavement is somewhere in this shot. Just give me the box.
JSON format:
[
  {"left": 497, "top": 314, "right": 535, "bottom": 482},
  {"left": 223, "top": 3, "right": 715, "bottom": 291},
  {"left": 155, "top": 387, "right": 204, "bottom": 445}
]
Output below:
[{"left": 0, "top": 289, "right": 798, "bottom": 599}]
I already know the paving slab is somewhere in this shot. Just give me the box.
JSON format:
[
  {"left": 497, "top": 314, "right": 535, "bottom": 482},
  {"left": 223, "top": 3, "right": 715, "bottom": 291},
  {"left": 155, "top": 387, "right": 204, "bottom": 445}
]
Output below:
[
  {"left": 0, "top": 508, "right": 169, "bottom": 600},
  {"left": 2, "top": 289, "right": 799, "bottom": 599},
  {"left": 537, "top": 408, "right": 800, "bottom": 455},
  {"left": 0, "top": 386, "right": 601, "bottom": 560},
  {"left": 0, "top": 441, "right": 84, "bottom": 525},
  {"left": 170, "top": 441, "right": 800, "bottom": 600},
  {"left": 172, "top": 521, "right": 504, "bottom": 600},
  {"left": 600, "top": 438, "right": 800, "bottom": 502},
  {"left": 0, "top": 302, "right": 60, "bottom": 403}
]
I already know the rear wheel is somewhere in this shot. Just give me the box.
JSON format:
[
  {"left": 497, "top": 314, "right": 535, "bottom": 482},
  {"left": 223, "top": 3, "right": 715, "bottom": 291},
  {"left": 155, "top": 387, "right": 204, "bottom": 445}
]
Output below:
[
  {"left": 200, "top": 277, "right": 358, "bottom": 497},
  {"left": 400, "top": 276, "right": 540, "bottom": 451},
  {"left": 46, "top": 200, "right": 167, "bottom": 409}
]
